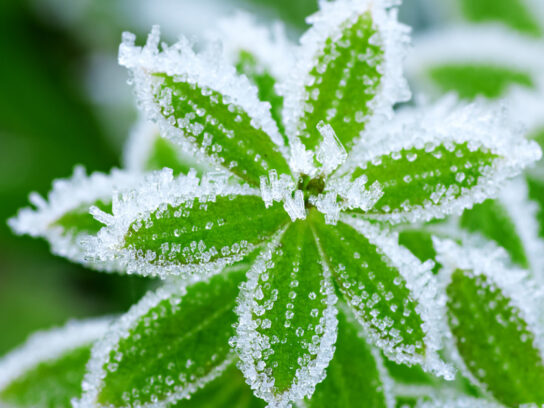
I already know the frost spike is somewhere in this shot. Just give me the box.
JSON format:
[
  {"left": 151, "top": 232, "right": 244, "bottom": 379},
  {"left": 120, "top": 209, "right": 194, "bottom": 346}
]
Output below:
[
  {"left": 234, "top": 222, "right": 338, "bottom": 407},
  {"left": 311, "top": 210, "right": 453, "bottom": 378},
  {"left": 282, "top": 0, "right": 410, "bottom": 154},
  {"left": 119, "top": 26, "right": 291, "bottom": 187},
  {"left": 337, "top": 97, "right": 541, "bottom": 223},
  {"left": 78, "top": 267, "right": 248, "bottom": 407}
]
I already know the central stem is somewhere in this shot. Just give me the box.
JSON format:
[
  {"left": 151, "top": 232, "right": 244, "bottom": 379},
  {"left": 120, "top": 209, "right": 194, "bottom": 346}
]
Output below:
[{"left": 298, "top": 175, "right": 326, "bottom": 208}]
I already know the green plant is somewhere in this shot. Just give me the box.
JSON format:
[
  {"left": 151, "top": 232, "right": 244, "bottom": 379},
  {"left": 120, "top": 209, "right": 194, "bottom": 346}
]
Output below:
[{"left": 2, "top": 0, "right": 544, "bottom": 407}]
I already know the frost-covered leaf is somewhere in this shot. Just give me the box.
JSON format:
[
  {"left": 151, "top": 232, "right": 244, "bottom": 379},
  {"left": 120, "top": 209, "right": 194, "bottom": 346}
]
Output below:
[
  {"left": 435, "top": 240, "right": 544, "bottom": 407},
  {"left": 305, "top": 308, "right": 393, "bottom": 408},
  {"left": 448, "top": 0, "right": 544, "bottom": 37},
  {"left": 87, "top": 169, "right": 289, "bottom": 279},
  {"left": 124, "top": 120, "right": 210, "bottom": 176},
  {"left": 213, "top": 12, "right": 295, "bottom": 143},
  {"left": 235, "top": 221, "right": 338, "bottom": 407},
  {"left": 78, "top": 267, "right": 248, "bottom": 408},
  {"left": 284, "top": 0, "right": 410, "bottom": 153},
  {"left": 398, "top": 229, "right": 442, "bottom": 275},
  {"left": 0, "top": 319, "right": 110, "bottom": 408},
  {"left": 338, "top": 97, "right": 540, "bottom": 223},
  {"left": 171, "top": 364, "right": 265, "bottom": 408},
  {"left": 311, "top": 211, "right": 452, "bottom": 377},
  {"left": 408, "top": 27, "right": 543, "bottom": 100},
  {"left": 119, "top": 26, "right": 291, "bottom": 187},
  {"left": 8, "top": 166, "right": 137, "bottom": 271},
  {"left": 460, "top": 179, "right": 544, "bottom": 273},
  {"left": 527, "top": 175, "right": 544, "bottom": 239}
]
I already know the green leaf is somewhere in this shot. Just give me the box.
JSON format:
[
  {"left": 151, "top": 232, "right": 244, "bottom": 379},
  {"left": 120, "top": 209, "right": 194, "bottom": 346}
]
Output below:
[
  {"left": 427, "top": 64, "right": 534, "bottom": 100},
  {"left": 436, "top": 240, "right": 544, "bottom": 407},
  {"left": 124, "top": 120, "right": 210, "bottom": 176},
  {"left": 456, "top": 0, "right": 542, "bottom": 37},
  {"left": 119, "top": 27, "right": 291, "bottom": 187},
  {"left": 460, "top": 199, "right": 529, "bottom": 268},
  {"left": 415, "top": 395, "right": 503, "bottom": 408},
  {"left": 171, "top": 364, "right": 265, "bottom": 408},
  {"left": 398, "top": 229, "right": 441, "bottom": 275},
  {"left": 89, "top": 170, "right": 290, "bottom": 279},
  {"left": 310, "top": 211, "right": 451, "bottom": 377},
  {"left": 339, "top": 99, "right": 539, "bottom": 223},
  {"left": 286, "top": 0, "right": 409, "bottom": 152},
  {"left": 236, "top": 51, "right": 287, "bottom": 143},
  {"left": 80, "top": 267, "right": 248, "bottom": 407},
  {"left": 214, "top": 13, "right": 294, "bottom": 145},
  {"left": 0, "top": 319, "right": 109, "bottom": 408},
  {"left": 305, "top": 308, "right": 392, "bottom": 408},
  {"left": 235, "top": 220, "right": 338, "bottom": 406},
  {"left": 8, "top": 167, "right": 137, "bottom": 271}
]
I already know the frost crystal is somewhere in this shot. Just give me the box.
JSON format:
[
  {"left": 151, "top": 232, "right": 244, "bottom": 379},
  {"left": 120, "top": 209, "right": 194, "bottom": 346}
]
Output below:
[{"left": 8, "top": 166, "right": 139, "bottom": 271}]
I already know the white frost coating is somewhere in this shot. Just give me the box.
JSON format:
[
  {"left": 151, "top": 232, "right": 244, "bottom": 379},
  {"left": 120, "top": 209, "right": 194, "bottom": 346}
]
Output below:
[
  {"left": 434, "top": 239, "right": 544, "bottom": 375},
  {"left": 282, "top": 0, "right": 411, "bottom": 153},
  {"left": 407, "top": 25, "right": 544, "bottom": 98},
  {"left": 315, "top": 122, "right": 348, "bottom": 175},
  {"left": 495, "top": 178, "right": 544, "bottom": 280},
  {"left": 234, "top": 227, "right": 339, "bottom": 407},
  {"left": 85, "top": 168, "right": 259, "bottom": 279},
  {"left": 260, "top": 170, "right": 305, "bottom": 221},
  {"left": 210, "top": 11, "right": 296, "bottom": 83},
  {"left": 501, "top": 78, "right": 544, "bottom": 140},
  {"left": 123, "top": 118, "right": 212, "bottom": 174},
  {"left": 0, "top": 318, "right": 111, "bottom": 391},
  {"left": 118, "top": 26, "right": 290, "bottom": 171},
  {"left": 8, "top": 166, "right": 139, "bottom": 271},
  {"left": 76, "top": 282, "right": 233, "bottom": 408},
  {"left": 341, "top": 216, "right": 455, "bottom": 379},
  {"left": 342, "top": 96, "right": 541, "bottom": 224}
]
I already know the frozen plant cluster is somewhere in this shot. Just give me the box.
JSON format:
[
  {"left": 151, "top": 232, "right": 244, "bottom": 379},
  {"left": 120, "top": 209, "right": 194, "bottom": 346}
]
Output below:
[{"left": 3, "top": 0, "right": 544, "bottom": 407}]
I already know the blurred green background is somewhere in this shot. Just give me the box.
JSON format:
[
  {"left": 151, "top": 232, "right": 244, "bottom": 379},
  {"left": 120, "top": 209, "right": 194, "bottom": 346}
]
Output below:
[{"left": 0, "top": 0, "right": 428, "bottom": 355}]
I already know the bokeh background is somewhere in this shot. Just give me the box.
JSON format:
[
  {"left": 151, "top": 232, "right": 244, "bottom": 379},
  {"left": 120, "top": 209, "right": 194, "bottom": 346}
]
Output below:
[{"left": 0, "top": 0, "right": 436, "bottom": 355}]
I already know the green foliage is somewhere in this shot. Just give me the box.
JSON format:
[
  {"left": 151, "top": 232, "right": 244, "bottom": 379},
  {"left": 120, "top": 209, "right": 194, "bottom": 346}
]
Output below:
[
  {"left": 145, "top": 137, "right": 200, "bottom": 176},
  {"left": 447, "top": 269, "right": 544, "bottom": 406},
  {"left": 0, "top": 346, "right": 90, "bottom": 408},
  {"left": 96, "top": 270, "right": 246, "bottom": 406},
  {"left": 458, "top": 0, "right": 542, "bottom": 37},
  {"left": 310, "top": 211, "right": 428, "bottom": 362},
  {"left": 427, "top": 64, "right": 534, "bottom": 100},
  {"left": 52, "top": 200, "right": 112, "bottom": 236},
  {"left": 306, "top": 309, "right": 389, "bottom": 408},
  {"left": 298, "top": 12, "right": 383, "bottom": 151},
  {"left": 123, "top": 196, "right": 289, "bottom": 269},
  {"left": 460, "top": 199, "right": 528, "bottom": 268},
  {"left": 154, "top": 73, "right": 291, "bottom": 186},
  {"left": 171, "top": 364, "right": 265, "bottom": 408},
  {"left": 235, "top": 50, "right": 287, "bottom": 143},
  {"left": 246, "top": 220, "right": 333, "bottom": 394},
  {"left": 349, "top": 143, "right": 498, "bottom": 216},
  {"left": 398, "top": 230, "right": 441, "bottom": 274}
]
